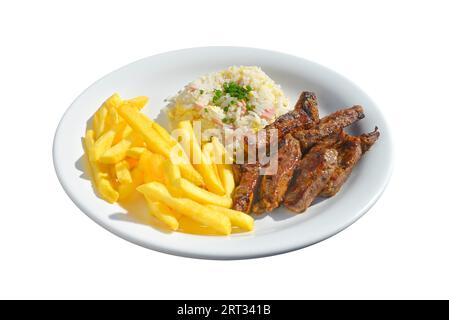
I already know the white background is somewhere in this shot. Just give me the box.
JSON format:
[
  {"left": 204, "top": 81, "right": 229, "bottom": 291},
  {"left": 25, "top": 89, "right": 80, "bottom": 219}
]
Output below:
[{"left": 1, "top": 0, "right": 448, "bottom": 299}]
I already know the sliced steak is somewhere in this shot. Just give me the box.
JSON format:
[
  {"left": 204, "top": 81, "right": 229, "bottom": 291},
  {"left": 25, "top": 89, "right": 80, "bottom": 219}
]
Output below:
[
  {"left": 253, "top": 134, "right": 302, "bottom": 214},
  {"left": 284, "top": 146, "right": 338, "bottom": 213},
  {"left": 232, "top": 163, "right": 260, "bottom": 213},
  {"left": 293, "top": 91, "right": 320, "bottom": 123},
  {"left": 294, "top": 105, "right": 365, "bottom": 150},
  {"left": 265, "top": 91, "right": 320, "bottom": 142},
  {"left": 320, "top": 127, "right": 380, "bottom": 197},
  {"left": 360, "top": 126, "right": 380, "bottom": 153},
  {"left": 232, "top": 163, "right": 242, "bottom": 186}
]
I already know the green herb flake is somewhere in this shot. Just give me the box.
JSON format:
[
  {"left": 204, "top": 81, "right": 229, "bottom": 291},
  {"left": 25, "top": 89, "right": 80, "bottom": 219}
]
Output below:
[
  {"left": 212, "top": 89, "right": 223, "bottom": 104},
  {"left": 199, "top": 89, "right": 204, "bottom": 94},
  {"left": 246, "top": 104, "right": 255, "bottom": 112},
  {"left": 222, "top": 82, "right": 252, "bottom": 102},
  {"left": 222, "top": 117, "right": 235, "bottom": 124},
  {"left": 223, "top": 106, "right": 229, "bottom": 112}
]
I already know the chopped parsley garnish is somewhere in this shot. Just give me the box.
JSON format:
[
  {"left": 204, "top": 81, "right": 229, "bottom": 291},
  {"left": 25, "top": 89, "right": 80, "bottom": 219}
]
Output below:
[
  {"left": 223, "top": 106, "right": 229, "bottom": 112},
  {"left": 222, "top": 117, "right": 235, "bottom": 124},
  {"left": 223, "top": 82, "right": 252, "bottom": 101},
  {"left": 230, "top": 100, "right": 236, "bottom": 105},
  {"left": 212, "top": 89, "right": 223, "bottom": 104},
  {"left": 199, "top": 89, "right": 204, "bottom": 94},
  {"left": 204, "top": 108, "right": 208, "bottom": 113},
  {"left": 246, "top": 104, "right": 255, "bottom": 112}
]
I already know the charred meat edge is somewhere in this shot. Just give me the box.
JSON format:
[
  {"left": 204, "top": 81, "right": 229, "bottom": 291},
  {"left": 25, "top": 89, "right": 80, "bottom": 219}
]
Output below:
[
  {"left": 284, "top": 146, "right": 339, "bottom": 213},
  {"left": 294, "top": 105, "right": 365, "bottom": 150},
  {"left": 320, "top": 127, "right": 380, "bottom": 197},
  {"left": 252, "top": 134, "right": 302, "bottom": 214},
  {"left": 232, "top": 163, "right": 260, "bottom": 213}
]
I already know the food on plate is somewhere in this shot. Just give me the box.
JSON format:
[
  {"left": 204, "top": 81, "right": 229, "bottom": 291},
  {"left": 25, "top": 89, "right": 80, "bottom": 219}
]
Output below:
[
  {"left": 283, "top": 146, "right": 339, "bottom": 213},
  {"left": 319, "top": 128, "right": 379, "bottom": 197},
  {"left": 83, "top": 93, "right": 252, "bottom": 235},
  {"left": 252, "top": 134, "right": 302, "bottom": 213},
  {"left": 137, "top": 182, "right": 232, "bottom": 235},
  {"left": 145, "top": 201, "right": 180, "bottom": 231},
  {"left": 177, "top": 120, "right": 224, "bottom": 194},
  {"left": 82, "top": 66, "right": 379, "bottom": 236},
  {"left": 232, "top": 163, "right": 260, "bottom": 213},
  {"left": 166, "top": 66, "right": 290, "bottom": 143},
  {"left": 231, "top": 91, "right": 379, "bottom": 214}
]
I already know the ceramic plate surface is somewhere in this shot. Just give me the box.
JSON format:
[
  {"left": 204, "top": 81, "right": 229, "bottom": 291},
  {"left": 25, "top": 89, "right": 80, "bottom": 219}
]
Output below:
[{"left": 53, "top": 47, "right": 393, "bottom": 259}]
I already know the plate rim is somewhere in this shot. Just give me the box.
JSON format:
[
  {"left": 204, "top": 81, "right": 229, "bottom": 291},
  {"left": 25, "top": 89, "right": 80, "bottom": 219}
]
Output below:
[{"left": 53, "top": 46, "right": 394, "bottom": 260}]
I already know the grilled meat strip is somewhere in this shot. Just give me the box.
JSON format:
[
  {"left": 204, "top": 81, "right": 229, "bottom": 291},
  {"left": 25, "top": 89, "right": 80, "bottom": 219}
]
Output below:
[
  {"left": 232, "top": 163, "right": 260, "bottom": 213},
  {"left": 252, "top": 134, "right": 302, "bottom": 214},
  {"left": 284, "top": 145, "right": 338, "bottom": 213},
  {"left": 232, "top": 92, "right": 319, "bottom": 213},
  {"left": 294, "top": 105, "right": 365, "bottom": 150},
  {"left": 320, "top": 127, "right": 380, "bottom": 197},
  {"left": 265, "top": 91, "right": 320, "bottom": 141},
  {"left": 294, "top": 91, "right": 320, "bottom": 123},
  {"left": 360, "top": 126, "right": 380, "bottom": 153},
  {"left": 232, "top": 164, "right": 242, "bottom": 185}
]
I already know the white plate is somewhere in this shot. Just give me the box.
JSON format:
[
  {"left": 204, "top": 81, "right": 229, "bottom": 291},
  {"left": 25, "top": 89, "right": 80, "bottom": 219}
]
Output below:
[{"left": 53, "top": 47, "right": 393, "bottom": 259}]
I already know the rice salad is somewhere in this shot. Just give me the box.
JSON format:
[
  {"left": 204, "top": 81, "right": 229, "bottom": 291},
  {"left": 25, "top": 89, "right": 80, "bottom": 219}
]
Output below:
[{"left": 166, "top": 66, "right": 290, "bottom": 142}]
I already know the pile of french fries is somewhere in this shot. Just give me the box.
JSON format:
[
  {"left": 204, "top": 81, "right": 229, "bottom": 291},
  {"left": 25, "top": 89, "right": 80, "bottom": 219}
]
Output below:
[{"left": 83, "top": 93, "right": 253, "bottom": 235}]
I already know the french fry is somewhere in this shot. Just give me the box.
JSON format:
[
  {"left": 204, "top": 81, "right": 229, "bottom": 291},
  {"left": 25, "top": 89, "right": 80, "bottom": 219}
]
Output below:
[
  {"left": 93, "top": 93, "right": 122, "bottom": 139},
  {"left": 139, "top": 151, "right": 165, "bottom": 183},
  {"left": 127, "top": 131, "right": 146, "bottom": 147},
  {"left": 126, "top": 147, "right": 147, "bottom": 159},
  {"left": 105, "top": 104, "right": 120, "bottom": 129},
  {"left": 145, "top": 201, "right": 180, "bottom": 231},
  {"left": 99, "top": 138, "right": 132, "bottom": 164},
  {"left": 203, "top": 142, "right": 221, "bottom": 186},
  {"left": 137, "top": 182, "right": 231, "bottom": 235},
  {"left": 118, "top": 103, "right": 204, "bottom": 186},
  {"left": 152, "top": 121, "right": 177, "bottom": 146},
  {"left": 178, "top": 162, "right": 205, "bottom": 187},
  {"left": 211, "top": 137, "right": 235, "bottom": 196},
  {"left": 126, "top": 157, "right": 139, "bottom": 169},
  {"left": 126, "top": 96, "right": 149, "bottom": 110},
  {"left": 113, "top": 122, "right": 132, "bottom": 144},
  {"left": 118, "top": 182, "right": 134, "bottom": 202},
  {"left": 115, "top": 160, "right": 132, "bottom": 184},
  {"left": 176, "top": 178, "right": 232, "bottom": 208},
  {"left": 93, "top": 106, "right": 108, "bottom": 140},
  {"left": 206, "top": 205, "right": 254, "bottom": 231},
  {"left": 103, "top": 93, "right": 122, "bottom": 109},
  {"left": 84, "top": 130, "right": 119, "bottom": 203},
  {"left": 178, "top": 121, "right": 225, "bottom": 195},
  {"left": 96, "top": 179, "right": 120, "bottom": 204},
  {"left": 92, "top": 129, "right": 116, "bottom": 161},
  {"left": 219, "top": 166, "right": 235, "bottom": 197},
  {"left": 162, "top": 159, "right": 183, "bottom": 197},
  {"left": 117, "top": 102, "right": 170, "bottom": 155}
]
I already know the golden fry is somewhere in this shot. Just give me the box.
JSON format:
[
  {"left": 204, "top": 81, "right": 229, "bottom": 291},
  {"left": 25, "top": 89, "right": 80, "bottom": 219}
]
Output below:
[
  {"left": 99, "top": 138, "right": 132, "bottom": 164},
  {"left": 146, "top": 201, "right": 180, "bottom": 231},
  {"left": 126, "top": 147, "right": 147, "bottom": 159},
  {"left": 92, "top": 129, "right": 116, "bottom": 161},
  {"left": 207, "top": 205, "right": 254, "bottom": 231},
  {"left": 117, "top": 103, "right": 170, "bottom": 155},
  {"left": 84, "top": 130, "right": 119, "bottom": 203},
  {"left": 115, "top": 160, "right": 132, "bottom": 184},
  {"left": 177, "top": 178, "right": 232, "bottom": 208},
  {"left": 139, "top": 151, "right": 165, "bottom": 183},
  {"left": 177, "top": 121, "right": 224, "bottom": 195},
  {"left": 211, "top": 137, "right": 235, "bottom": 196},
  {"left": 137, "top": 182, "right": 231, "bottom": 235},
  {"left": 126, "top": 96, "right": 149, "bottom": 110}
]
